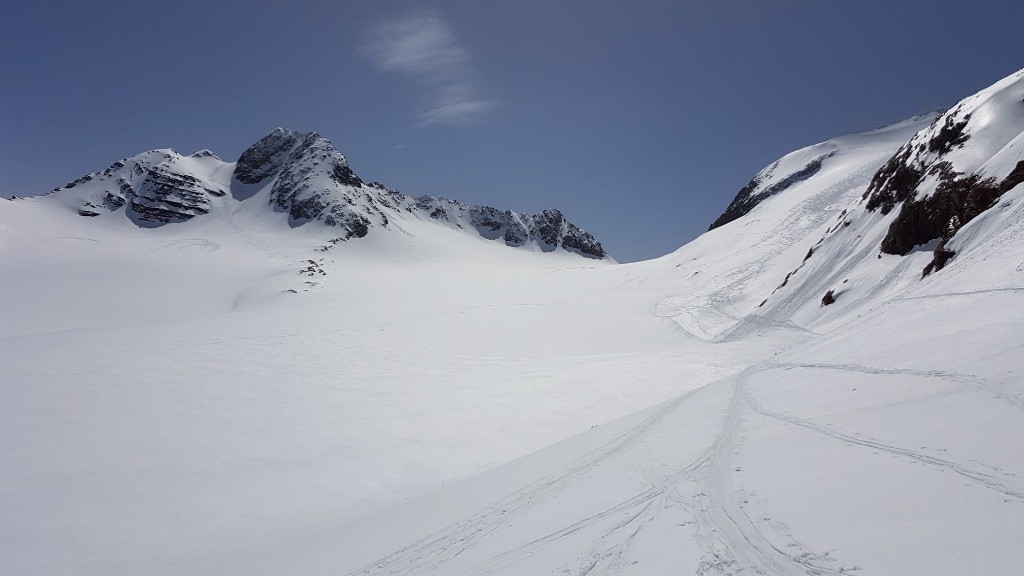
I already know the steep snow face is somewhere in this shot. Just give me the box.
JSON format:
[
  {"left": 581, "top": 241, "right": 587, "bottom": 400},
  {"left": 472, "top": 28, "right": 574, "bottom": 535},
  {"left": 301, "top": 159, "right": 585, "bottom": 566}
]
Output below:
[
  {"left": 863, "top": 68, "right": 1024, "bottom": 256},
  {"left": 709, "top": 112, "right": 943, "bottom": 231},
  {"left": 683, "top": 69, "right": 1024, "bottom": 342},
  {"left": 642, "top": 112, "right": 939, "bottom": 342},
  {"left": 709, "top": 146, "right": 835, "bottom": 230},
  {"left": 32, "top": 127, "right": 609, "bottom": 259},
  {"left": 233, "top": 127, "right": 305, "bottom": 187},
  {"left": 746, "top": 68, "right": 1024, "bottom": 336}
]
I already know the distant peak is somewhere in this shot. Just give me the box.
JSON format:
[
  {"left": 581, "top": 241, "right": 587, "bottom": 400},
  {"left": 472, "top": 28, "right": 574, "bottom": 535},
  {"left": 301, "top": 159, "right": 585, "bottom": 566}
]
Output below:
[{"left": 34, "top": 126, "right": 609, "bottom": 260}]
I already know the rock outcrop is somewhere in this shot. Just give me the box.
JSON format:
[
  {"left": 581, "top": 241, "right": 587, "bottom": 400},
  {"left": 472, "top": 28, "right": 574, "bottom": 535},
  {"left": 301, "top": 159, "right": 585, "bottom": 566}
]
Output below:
[
  {"left": 59, "top": 150, "right": 226, "bottom": 225},
  {"left": 863, "top": 70, "right": 1024, "bottom": 259}
]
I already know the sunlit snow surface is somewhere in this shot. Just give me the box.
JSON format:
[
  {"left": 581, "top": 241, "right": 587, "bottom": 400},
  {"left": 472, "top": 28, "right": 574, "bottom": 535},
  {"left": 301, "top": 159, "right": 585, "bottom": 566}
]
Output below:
[{"left": 4, "top": 85, "right": 1024, "bottom": 573}]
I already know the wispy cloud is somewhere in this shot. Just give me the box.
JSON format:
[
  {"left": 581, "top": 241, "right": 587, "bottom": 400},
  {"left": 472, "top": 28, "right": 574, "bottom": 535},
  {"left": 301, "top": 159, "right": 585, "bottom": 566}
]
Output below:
[{"left": 365, "top": 12, "right": 493, "bottom": 126}]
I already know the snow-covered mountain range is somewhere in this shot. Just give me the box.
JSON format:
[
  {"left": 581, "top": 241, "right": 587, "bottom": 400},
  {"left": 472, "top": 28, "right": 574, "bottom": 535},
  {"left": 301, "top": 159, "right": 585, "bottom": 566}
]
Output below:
[
  {"left": 46, "top": 127, "right": 607, "bottom": 259},
  {"left": 2, "top": 68, "right": 1023, "bottom": 575}
]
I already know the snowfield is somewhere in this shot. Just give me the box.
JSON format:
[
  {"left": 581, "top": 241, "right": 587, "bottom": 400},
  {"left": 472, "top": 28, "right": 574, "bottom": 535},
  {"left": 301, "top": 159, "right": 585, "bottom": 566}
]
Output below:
[{"left": 3, "top": 71, "right": 1024, "bottom": 575}]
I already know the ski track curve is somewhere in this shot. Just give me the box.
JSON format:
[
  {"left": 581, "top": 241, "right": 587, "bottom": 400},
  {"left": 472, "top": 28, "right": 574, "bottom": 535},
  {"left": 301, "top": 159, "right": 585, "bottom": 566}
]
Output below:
[
  {"left": 345, "top": 366, "right": 856, "bottom": 576},
  {"left": 746, "top": 397, "right": 1024, "bottom": 502},
  {"left": 771, "top": 361, "right": 1024, "bottom": 415}
]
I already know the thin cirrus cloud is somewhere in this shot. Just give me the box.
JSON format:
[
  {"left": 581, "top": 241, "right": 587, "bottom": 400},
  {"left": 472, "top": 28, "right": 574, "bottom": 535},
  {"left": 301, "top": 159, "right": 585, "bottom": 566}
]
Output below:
[{"left": 364, "top": 12, "right": 494, "bottom": 126}]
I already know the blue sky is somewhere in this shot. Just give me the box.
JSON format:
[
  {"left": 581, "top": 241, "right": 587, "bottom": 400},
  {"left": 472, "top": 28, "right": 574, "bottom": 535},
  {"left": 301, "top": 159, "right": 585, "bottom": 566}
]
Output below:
[{"left": 3, "top": 1, "right": 1023, "bottom": 261}]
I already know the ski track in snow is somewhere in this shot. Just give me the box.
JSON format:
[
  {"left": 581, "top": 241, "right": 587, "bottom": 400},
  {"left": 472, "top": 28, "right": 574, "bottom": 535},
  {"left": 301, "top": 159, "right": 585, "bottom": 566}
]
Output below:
[
  {"left": 345, "top": 368, "right": 853, "bottom": 576},
  {"left": 150, "top": 238, "right": 222, "bottom": 254},
  {"left": 748, "top": 400, "right": 1024, "bottom": 502},
  {"left": 344, "top": 388, "right": 705, "bottom": 576},
  {"left": 695, "top": 368, "right": 846, "bottom": 576},
  {"left": 215, "top": 202, "right": 290, "bottom": 262},
  {"left": 772, "top": 361, "right": 1024, "bottom": 415},
  {"left": 746, "top": 364, "right": 1024, "bottom": 502},
  {"left": 893, "top": 286, "right": 1024, "bottom": 301},
  {"left": 345, "top": 349, "right": 1024, "bottom": 575}
]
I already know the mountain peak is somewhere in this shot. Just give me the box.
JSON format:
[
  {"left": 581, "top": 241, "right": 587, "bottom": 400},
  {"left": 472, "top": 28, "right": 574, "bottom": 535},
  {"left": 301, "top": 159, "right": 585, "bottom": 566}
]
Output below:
[{"left": 234, "top": 128, "right": 318, "bottom": 186}]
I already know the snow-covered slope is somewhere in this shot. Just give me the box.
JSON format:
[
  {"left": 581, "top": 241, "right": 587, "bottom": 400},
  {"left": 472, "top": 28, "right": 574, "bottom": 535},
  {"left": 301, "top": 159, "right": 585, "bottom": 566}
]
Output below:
[
  {"left": 754, "top": 67, "right": 1024, "bottom": 333},
  {"left": 651, "top": 112, "right": 939, "bottom": 342},
  {"left": 0, "top": 190, "right": 751, "bottom": 574},
  {"left": 705, "top": 112, "right": 936, "bottom": 231},
  {"left": 3, "top": 69, "right": 1024, "bottom": 576}
]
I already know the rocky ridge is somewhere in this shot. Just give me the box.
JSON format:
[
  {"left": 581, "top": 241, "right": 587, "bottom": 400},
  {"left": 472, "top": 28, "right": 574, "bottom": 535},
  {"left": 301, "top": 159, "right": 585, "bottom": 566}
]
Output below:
[
  {"left": 231, "top": 128, "right": 606, "bottom": 258},
  {"left": 43, "top": 128, "right": 608, "bottom": 259}
]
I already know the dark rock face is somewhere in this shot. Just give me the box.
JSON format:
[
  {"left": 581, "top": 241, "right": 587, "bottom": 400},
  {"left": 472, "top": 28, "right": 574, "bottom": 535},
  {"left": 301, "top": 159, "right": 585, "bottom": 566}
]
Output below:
[
  {"left": 416, "top": 199, "right": 606, "bottom": 258},
  {"left": 533, "top": 209, "right": 565, "bottom": 248},
  {"left": 104, "top": 182, "right": 130, "bottom": 210},
  {"left": 922, "top": 239, "right": 957, "bottom": 278},
  {"left": 864, "top": 101, "right": 1021, "bottom": 259},
  {"left": 234, "top": 128, "right": 302, "bottom": 186},
  {"left": 1001, "top": 161, "right": 1024, "bottom": 194},
  {"left": 531, "top": 208, "right": 606, "bottom": 259},
  {"left": 257, "top": 131, "right": 395, "bottom": 240},
  {"left": 880, "top": 165, "right": 1002, "bottom": 255},
  {"left": 927, "top": 114, "right": 971, "bottom": 154},
  {"left": 821, "top": 290, "right": 836, "bottom": 306},
  {"left": 52, "top": 151, "right": 226, "bottom": 225},
  {"left": 560, "top": 229, "right": 605, "bottom": 259},
  {"left": 466, "top": 206, "right": 526, "bottom": 242},
  {"left": 710, "top": 178, "right": 761, "bottom": 231},
  {"left": 864, "top": 109, "right": 972, "bottom": 216},
  {"left": 409, "top": 196, "right": 603, "bottom": 257},
  {"left": 710, "top": 152, "right": 833, "bottom": 230},
  {"left": 235, "top": 130, "right": 608, "bottom": 256},
  {"left": 330, "top": 163, "right": 363, "bottom": 188},
  {"left": 127, "top": 165, "right": 223, "bottom": 224},
  {"left": 863, "top": 145, "right": 921, "bottom": 215}
]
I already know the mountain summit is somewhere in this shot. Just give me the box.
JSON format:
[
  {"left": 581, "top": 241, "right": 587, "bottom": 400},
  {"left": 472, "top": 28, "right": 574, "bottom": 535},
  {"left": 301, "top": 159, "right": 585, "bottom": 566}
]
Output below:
[{"left": 42, "top": 128, "right": 608, "bottom": 259}]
